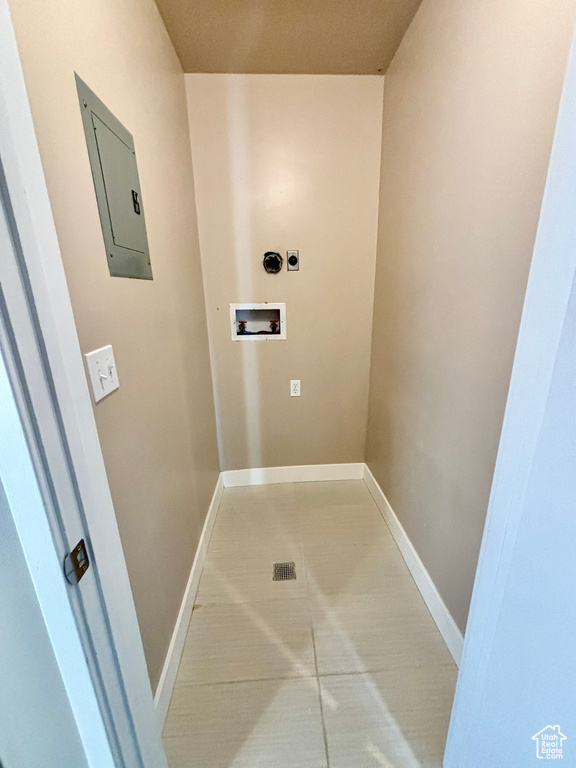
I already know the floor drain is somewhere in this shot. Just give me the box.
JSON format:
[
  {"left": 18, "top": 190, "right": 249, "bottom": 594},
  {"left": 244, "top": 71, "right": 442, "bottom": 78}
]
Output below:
[{"left": 273, "top": 562, "right": 296, "bottom": 581}]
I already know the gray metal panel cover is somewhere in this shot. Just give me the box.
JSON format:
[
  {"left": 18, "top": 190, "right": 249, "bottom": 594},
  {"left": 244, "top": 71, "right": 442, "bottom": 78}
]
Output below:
[{"left": 76, "top": 74, "right": 152, "bottom": 279}]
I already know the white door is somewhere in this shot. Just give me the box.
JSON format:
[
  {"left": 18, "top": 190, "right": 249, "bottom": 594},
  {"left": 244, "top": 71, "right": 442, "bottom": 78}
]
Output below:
[
  {"left": 0, "top": 238, "right": 116, "bottom": 768},
  {"left": 0, "top": 175, "right": 128, "bottom": 768},
  {"left": 0, "top": 475, "right": 90, "bottom": 768}
]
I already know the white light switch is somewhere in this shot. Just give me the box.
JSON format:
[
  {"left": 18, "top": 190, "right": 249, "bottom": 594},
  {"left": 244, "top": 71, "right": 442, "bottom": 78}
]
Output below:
[
  {"left": 290, "top": 380, "right": 301, "bottom": 397},
  {"left": 84, "top": 345, "right": 119, "bottom": 403}
]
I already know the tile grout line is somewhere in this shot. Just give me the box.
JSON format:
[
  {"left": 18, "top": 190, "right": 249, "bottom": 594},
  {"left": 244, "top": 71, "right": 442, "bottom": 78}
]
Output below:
[
  {"left": 309, "top": 604, "right": 332, "bottom": 768},
  {"left": 305, "top": 574, "right": 331, "bottom": 767},
  {"left": 171, "top": 662, "right": 457, "bottom": 689},
  {"left": 298, "top": 481, "right": 332, "bottom": 768},
  {"left": 290, "top": 484, "right": 333, "bottom": 766},
  {"left": 296, "top": 479, "right": 332, "bottom": 768},
  {"left": 176, "top": 672, "right": 320, "bottom": 687}
]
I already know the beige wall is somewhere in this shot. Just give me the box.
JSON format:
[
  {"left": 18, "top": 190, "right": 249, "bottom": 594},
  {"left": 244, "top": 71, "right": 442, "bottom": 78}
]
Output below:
[
  {"left": 186, "top": 74, "right": 383, "bottom": 470},
  {"left": 9, "top": 0, "right": 220, "bottom": 689},
  {"left": 366, "top": 0, "right": 576, "bottom": 633}
]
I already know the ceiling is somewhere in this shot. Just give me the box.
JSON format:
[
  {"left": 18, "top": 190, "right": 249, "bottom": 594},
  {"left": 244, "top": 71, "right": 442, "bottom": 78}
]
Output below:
[{"left": 154, "top": 0, "right": 423, "bottom": 75}]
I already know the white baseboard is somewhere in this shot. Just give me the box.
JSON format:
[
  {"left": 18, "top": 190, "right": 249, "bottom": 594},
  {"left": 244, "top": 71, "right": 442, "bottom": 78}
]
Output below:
[
  {"left": 222, "top": 462, "right": 365, "bottom": 487},
  {"left": 154, "top": 474, "right": 224, "bottom": 727},
  {"left": 363, "top": 465, "right": 464, "bottom": 666}
]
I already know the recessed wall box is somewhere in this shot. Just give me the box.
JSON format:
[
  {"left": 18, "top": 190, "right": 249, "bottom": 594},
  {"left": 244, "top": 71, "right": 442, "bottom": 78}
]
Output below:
[
  {"left": 76, "top": 75, "right": 152, "bottom": 280},
  {"left": 230, "top": 303, "right": 286, "bottom": 341}
]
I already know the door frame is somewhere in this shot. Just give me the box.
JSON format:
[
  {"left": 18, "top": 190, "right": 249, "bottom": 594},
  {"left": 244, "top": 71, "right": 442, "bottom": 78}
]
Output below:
[
  {"left": 0, "top": 290, "right": 111, "bottom": 768},
  {"left": 0, "top": 4, "right": 166, "bottom": 766}
]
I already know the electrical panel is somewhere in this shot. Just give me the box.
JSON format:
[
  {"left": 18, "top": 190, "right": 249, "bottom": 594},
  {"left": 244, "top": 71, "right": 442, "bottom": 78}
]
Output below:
[{"left": 76, "top": 74, "right": 152, "bottom": 280}]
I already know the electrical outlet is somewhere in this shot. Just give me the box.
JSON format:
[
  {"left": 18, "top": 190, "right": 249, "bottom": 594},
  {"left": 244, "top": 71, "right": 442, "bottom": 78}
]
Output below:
[
  {"left": 290, "top": 380, "right": 301, "bottom": 397},
  {"left": 287, "top": 250, "right": 299, "bottom": 271}
]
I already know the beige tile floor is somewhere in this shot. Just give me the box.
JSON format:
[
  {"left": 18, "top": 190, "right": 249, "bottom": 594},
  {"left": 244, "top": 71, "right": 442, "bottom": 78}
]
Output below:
[{"left": 163, "top": 480, "right": 457, "bottom": 768}]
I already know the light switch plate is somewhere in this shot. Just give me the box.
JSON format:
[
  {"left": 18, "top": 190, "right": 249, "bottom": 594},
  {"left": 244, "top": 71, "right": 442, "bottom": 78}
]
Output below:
[{"left": 84, "top": 345, "right": 119, "bottom": 403}]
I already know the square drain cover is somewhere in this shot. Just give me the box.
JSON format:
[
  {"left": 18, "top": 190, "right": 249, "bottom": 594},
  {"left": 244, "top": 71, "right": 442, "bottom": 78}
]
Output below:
[{"left": 273, "top": 561, "right": 296, "bottom": 581}]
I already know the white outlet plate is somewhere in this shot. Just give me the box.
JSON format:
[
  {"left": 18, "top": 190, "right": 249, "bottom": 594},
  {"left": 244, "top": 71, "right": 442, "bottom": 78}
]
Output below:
[
  {"left": 290, "top": 380, "right": 301, "bottom": 397},
  {"left": 84, "top": 345, "right": 119, "bottom": 403}
]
